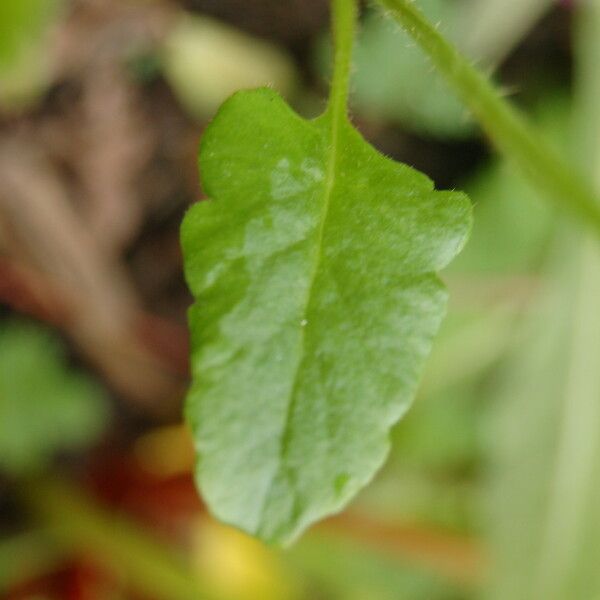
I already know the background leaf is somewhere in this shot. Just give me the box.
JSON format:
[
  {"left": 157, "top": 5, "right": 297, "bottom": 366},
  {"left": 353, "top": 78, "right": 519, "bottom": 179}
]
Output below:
[
  {"left": 485, "top": 233, "right": 600, "bottom": 599},
  {"left": 0, "top": 0, "right": 64, "bottom": 109},
  {"left": 0, "top": 321, "right": 108, "bottom": 476},
  {"left": 485, "top": 0, "right": 600, "bottom": 593},
  {"left": 349, "top": 4, "right": 471, "bottom": 138},
  {"left": 161, "top": 12, "right": 298, "bottom": 121}
]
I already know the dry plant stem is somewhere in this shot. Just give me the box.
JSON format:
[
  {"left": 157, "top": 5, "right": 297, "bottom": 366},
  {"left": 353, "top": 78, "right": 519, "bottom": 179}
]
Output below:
[
  {"left": 0, "top": 139, "right": 183, "bottom": 416},
  {"left": 377, "top": 0, "right": 600, "bottom": 237},
  {"left": 0, "top": 258, "right": 72, "bottom": 325},
  {"left": 323, "top": 512, "right": 486, "bottom": 587},
  {"left": 49, "top": 0, "right": 175, "bottom": 252},
  {"left": 0, "top": 0, "right": 188, "bottom": 415},
  {"left": 0, "top": 255, "right": 190, "bottom": 377},
  {"left": 79, "top": 60, "right": 150, "bottom": 252}
]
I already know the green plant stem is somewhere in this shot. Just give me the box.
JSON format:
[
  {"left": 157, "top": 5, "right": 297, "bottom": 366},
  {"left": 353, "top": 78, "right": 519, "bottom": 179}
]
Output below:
[
  {"left": 376, "top": 0, "right": 600, "bottom": 237},
  {"left": 23, "top": 477, "right": 214, "bottom": 600},
  {"left": 0, "top": 530, "right": 64, "bottom": 592},
  {"left": 328, "top": 0, "right": 357, "bottom": 120}
]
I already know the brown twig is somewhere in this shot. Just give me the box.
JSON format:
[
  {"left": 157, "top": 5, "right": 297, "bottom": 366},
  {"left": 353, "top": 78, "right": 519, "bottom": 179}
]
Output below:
[
  {"left": 0, "top": 138, "right": 185, "bottom": 417},
  {"left": 77, "top": 60, "right": 151, "bottom": 252}
]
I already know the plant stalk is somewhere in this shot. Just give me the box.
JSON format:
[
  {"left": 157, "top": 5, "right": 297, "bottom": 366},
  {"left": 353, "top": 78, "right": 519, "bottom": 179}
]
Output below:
[
  {"left": 23, "top": 477, "right": 213, "bottom": 600},
  {"left": 376, "top": 0, "right": 600, "bottom": 237},
  {"left": 328, "top": 0, "right": 358, "bottom": 120}
]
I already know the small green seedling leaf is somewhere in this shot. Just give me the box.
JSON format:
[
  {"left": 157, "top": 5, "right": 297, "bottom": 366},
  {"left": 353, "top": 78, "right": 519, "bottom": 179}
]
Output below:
[
  {"left": 0, "top": 320, "right": 108, "bottom": 476},
  {"left": 0, "top": 0, "right": 64, "bottom": 109},
  {"left": 181, "top": 0, "right": 471, "bottom": 545}
]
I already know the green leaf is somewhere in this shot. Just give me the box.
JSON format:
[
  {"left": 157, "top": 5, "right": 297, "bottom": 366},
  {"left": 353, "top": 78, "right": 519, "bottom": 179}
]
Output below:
[
  {"left": 181, "top": 84, "right": 471, "bottom": 544},
  {"left": 0, "top": 321, "right": 108, "bottom": 476},
  {"left": 0, "top": 0, "right": 64, "bottom": 109}
]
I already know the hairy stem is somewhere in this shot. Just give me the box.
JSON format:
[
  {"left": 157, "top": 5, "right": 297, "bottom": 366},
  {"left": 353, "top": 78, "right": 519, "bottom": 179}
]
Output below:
[
  {"left": 376, "top": 0, "right": 600, "bottom": 236},
  {"left": 328, "top": 0, "right": 358, "bottom": 120}
]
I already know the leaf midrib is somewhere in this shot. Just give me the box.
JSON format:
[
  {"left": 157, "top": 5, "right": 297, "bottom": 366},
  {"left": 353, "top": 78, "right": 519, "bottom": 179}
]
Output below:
[{"left": 257, "top": 106, "right": 348, "bottom": 534}]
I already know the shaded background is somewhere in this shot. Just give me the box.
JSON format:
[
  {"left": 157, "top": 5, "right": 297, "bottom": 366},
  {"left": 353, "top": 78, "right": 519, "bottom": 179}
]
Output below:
[{"left": 0, "top": 0, "right": 592, "bottom": 598}]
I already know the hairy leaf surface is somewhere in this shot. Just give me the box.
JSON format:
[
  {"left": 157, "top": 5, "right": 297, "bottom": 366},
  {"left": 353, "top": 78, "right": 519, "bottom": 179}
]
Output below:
[{"left": 182, "top": 88, "right": 471, "bottom": 544}]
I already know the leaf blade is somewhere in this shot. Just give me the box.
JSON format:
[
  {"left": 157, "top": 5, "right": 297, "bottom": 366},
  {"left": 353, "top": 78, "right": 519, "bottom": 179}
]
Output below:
[{"left": 182, "top": 88, "right": 471, "bottom": 544}]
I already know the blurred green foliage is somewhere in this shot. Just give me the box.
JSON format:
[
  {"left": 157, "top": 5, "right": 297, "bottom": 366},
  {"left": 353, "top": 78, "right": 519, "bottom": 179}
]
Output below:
[
  {"left": 161, "top": 13, "right": 298, "bottom": 121},
  {"left": 1, "top": 0, "right": 598, "bottom": 597},
  {"left": 450, "top": 161, "right": 553, "bottom": 273},
  {"left": 289, "top": 533, "right": 461, "bottom": 600},
  {"left": 350, "top": 4, "right": 472, "bottom": 138},
  {"left": 0, "top": 321, "right": 107, "bottom": 475},
  {"left": 0, "top": 0, "right": 64, "bottom": 109},
  {"left": 451, "top": 97, "right": 569, "bottom": 274},
  {"left": 485, "top": 232, "right": 600, "bottom": 599},
  {"left": 314, "top": 0, "right": 474, "bottom": 137}
]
